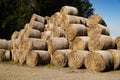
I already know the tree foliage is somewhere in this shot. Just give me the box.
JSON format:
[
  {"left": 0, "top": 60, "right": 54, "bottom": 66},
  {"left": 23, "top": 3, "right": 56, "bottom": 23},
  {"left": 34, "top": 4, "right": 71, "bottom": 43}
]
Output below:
[{"left": 0, "top": 0, "right": 94, "bottom": 39}]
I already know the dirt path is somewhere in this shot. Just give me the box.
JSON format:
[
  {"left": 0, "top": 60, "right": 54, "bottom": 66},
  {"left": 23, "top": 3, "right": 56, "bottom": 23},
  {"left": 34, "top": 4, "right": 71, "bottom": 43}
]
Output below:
[{"left": 0, "top": 63, "right": 120, "bottom": 80}]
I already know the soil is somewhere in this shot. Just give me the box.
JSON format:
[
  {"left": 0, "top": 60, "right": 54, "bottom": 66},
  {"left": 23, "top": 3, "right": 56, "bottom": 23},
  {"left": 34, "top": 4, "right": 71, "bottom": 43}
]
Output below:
[{"left": 0, "top": 62, "right": 120, "bottom": 80}]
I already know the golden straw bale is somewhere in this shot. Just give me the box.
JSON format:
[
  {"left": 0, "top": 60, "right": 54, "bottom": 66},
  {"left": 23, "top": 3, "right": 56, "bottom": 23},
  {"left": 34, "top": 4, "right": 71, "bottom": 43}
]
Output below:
[
  {"left": 51, "top": 27, "right": 65, "bottom": 37},
  {"left": 61, "top": 15, "right": 81, "bottom": 30},
  {"left": 45, "top": 23, "right": 55, "bottom": 31},
  {"left": 17, "top": 29, "right": 26, "bottom": 42},
  {"left": 108, "top": 49, "right": 120, "bottom": 70},
  {"left": 88, "top": 24, "right": 110, "bottom": 37},
  {"left": 25, "top": 28, "right": 41, "bottom": 38},
  {"left": 26, "top": 38, "right": 47, "bottom": 51},
  {"left": 87, "top": 14, "right": 107, "bottom": 27},
  {"left": 85, "top": 50, "right": 114, "bottom": 72},
  {"left": 11, "top": 31, "right": 19, "bottom": 41},
  {"left": 115, "top": 36, "right": 120, "bottom": 50},
  {"left": 88, "top": 35, "right": 116, "bottom": 51},
  {"left": 41, "top": 31, "right": 51, "bottom": 40},
  {"left": 68, "top": 50, "right": 89, "bottom": 69},
  {"left": 51, "top": 49, "right": 72, "bottom": 67},
  {"left": 29, "top": 20, "right": 45, "bottom": 32},
  {"left": 12, "top": 49, "right": 20, "bottom": 63},
  {"left": 60, "top": 6, "right": 78, "bottom": 16},
  {"left": 19, "top": 49, "right": 27, "bottom": 64},
  {"left": 30, "top": 14, "right": 45, "bottom": 23},
  {"left": 65, "top": 24, "right": 87, "bottom": 41},
  {"left": 54, "top": 12, "right": 61, "bottom": 27},
  {"left": 48, "top": 37, "right": 69, "bottom": 55},
  {"left": 0, "top": 39, "right": 12, "bottom": 50},
  {"left": 26, "top": 50, "right": 51, "bottom": 67},
  {"left": 5, "top": 50, "right": 11, "bottom": 61},
  {"left": 71, "top": 36, "right": 90, "bottom": 50}
]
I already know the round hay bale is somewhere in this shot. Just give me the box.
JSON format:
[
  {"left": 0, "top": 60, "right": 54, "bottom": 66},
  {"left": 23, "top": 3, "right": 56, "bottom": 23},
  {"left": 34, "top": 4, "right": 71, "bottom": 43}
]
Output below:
[
  {"left": 26, "top": 50, "right": 51, "bottom": 67},
  {"left": 60, "top": 6, "right": 78, "bottom": 16},
  {"left": 13, "top": 49, "right": 19, "bottom": 63},
  {"left": 19, "top": 49, "right": 27, "bottom": 64},
  {"left": 0, "top": 39, "right": 12, "bottom": 50},
  {"left": 18, "top": 29, "right": 26, "bottom": 42},
  {"left": 65, "top": 24, "right": 87, "bottom": 41},
  {"left": 115, "top": 36, "right": 120, "bottom": 50},
  {"left": 30, "top": 14, "right": 45, "bottom": 23},
  {"left": 11, "top": 31, "right": 19, "bottom": 41},
  {"left": 5, "top": 50, "right": 11, "bottom": 61},
  {"left": 54, "top": 12, "right": 61, "bottom": 27},
  {"left": 45, "top": 16, "right": 53, "bottom": 24},
  {"left": 11, "top": 31, "right": 19, "bottom": 49},
  {"left": 88, "top": 35, "right": 116, "bottom": 51},
  {"left": 12, "top": 39, "right": 19, "bottom": 49},
  {"left": 48, "top": 37, "right": 69, "bottom": 55},
  {"left": 8, "top": 40, "right": 12, "bottom": 50},
  {"left": 29, "top": 20, "right": 45, "bottom": 32},
  {"left": 0, "top": 49, "right": 6, "bottom": 62},
  {"left": 61, "top": 15, "right": 81, "bottom": 30},
  {"left": 51, "top": 49, "right": 72, "bottom": 67},
  {"left": 108, "top": 49, "right": 120, "bottom": 70},
  {"left": 45, "top": 23, "right": 55, "bottom": 31},
  {"left": 68, "top": 50, "right": 89, "bottom": 69},
  {"left": 26, "top": 38, "right": 47, "bottom": 51},
  {"left": 85, "top": 51, "right": 114, "bottom": 72},
  {"left": 79, "top": 17, "right": 88, "bottom": 26},
  {"left": 51, "top": 27, "right": 65, "bottom": 37},
  {"left": 87, "top": 14, "right": 107, "bottom": 27},
  {"left": 41, "top": 31, "right": 51, "bottom": 40},
  {"left": 88, "top": 24, "right": 110, "bottom": 37},
  {"left": 25, "top": 29, "right": 41, "bottom": 38},
  {"left": 71, "top": 36, "right": 90, "bottom": 50}
]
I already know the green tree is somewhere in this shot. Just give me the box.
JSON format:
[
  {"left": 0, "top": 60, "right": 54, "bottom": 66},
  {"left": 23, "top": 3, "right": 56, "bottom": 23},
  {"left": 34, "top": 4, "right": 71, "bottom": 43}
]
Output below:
[
  {"left": 0, "top": 0, "right": 94, "bottom": 39},
  {"left": 39, "top": 0, "right": 94, "bottom": 17},
  {"left": 0, "top": 0, "right": 39, "bottom": 39}
]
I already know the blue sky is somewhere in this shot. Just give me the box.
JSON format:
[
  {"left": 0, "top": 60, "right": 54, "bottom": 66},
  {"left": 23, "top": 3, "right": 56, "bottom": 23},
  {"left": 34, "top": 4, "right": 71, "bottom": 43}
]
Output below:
[{"left": 90, "top": 0, "right": 120, "bottom": 37}]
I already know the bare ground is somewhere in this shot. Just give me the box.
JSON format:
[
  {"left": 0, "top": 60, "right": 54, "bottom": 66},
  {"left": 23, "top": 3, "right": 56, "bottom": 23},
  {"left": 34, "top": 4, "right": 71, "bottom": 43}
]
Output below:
[{"left": 0, "top": 62, "right": 120, "bottom": 80}]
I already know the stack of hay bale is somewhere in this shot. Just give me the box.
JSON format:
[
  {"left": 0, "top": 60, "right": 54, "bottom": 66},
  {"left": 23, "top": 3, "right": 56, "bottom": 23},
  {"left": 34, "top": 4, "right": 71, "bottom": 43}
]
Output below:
[
  {"left": 84, "top": 14, "right": 117, "bottom": 72},
  {"left": 47, "top": 6, "right": 88, "bottom": 68},
  {"left": 1, "top": 6, "right": 120, "bottom": 72},
  {"left": 11, "top": 14, "right": 51, "bottom": 67}
]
